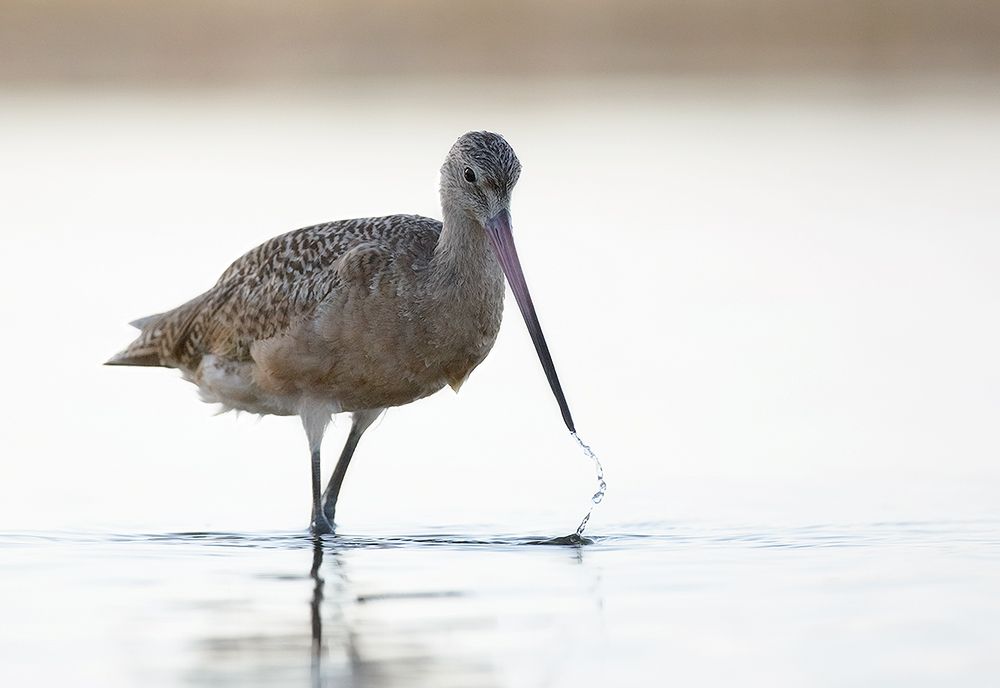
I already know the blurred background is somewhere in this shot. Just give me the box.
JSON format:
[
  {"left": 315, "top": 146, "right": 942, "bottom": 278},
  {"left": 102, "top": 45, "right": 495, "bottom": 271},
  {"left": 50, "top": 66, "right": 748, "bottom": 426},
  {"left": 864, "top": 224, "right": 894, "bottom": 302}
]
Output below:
[
  {"left": 2, "top": 0, "right": 1000, "bottom": 81},
  {"left": 0, "top": 0, "right": 998, "bottom": 534}
]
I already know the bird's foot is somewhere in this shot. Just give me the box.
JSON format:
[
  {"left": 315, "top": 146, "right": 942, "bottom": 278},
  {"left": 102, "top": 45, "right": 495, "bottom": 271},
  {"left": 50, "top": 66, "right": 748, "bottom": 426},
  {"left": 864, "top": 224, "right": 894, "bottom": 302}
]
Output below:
[
  {"left": 311, "top": 512, "right": 335, "bottom": 536},
  {"left": 322, "top": 500, "right": 338, "bottom": 529}
]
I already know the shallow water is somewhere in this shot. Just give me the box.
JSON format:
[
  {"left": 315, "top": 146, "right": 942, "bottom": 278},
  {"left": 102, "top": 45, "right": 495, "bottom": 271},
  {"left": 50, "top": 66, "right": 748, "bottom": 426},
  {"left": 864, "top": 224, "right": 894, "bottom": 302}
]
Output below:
[{"left": 3, "top": 520, "right": 1000, "bottom": 687}]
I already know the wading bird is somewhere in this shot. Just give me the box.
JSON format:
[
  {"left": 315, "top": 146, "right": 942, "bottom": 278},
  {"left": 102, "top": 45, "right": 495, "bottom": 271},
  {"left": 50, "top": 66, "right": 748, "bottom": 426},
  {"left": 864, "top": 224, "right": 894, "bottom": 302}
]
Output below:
[{"left": 107, "top": 131, "right": 575, "bottom": 534}]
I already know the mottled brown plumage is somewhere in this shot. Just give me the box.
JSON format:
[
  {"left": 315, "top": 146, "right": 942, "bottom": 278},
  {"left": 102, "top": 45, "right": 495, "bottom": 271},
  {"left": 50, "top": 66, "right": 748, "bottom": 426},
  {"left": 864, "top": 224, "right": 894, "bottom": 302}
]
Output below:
[{"left": 108, "top": 131, "right": 574, "bottom": 534}]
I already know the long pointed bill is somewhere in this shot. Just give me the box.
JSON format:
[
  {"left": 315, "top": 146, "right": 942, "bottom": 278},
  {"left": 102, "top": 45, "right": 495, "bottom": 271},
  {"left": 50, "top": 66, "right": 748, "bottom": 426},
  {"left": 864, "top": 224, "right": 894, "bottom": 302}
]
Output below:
[{"left": 485, "top": 208, "right": 576, "bottom": 434}]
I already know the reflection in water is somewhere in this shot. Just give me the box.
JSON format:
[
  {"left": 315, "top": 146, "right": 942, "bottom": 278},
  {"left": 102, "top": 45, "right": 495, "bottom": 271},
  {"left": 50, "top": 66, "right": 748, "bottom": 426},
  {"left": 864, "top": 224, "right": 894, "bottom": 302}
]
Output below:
[
  {"left": 310, "top": 539, "right": 323, "bottom": 688},
  {"left": 189, "top": 533, "right": 594, "bottom": 687},
  {"left": 177, "top": 522, "right": 999, "bottom": 685}
]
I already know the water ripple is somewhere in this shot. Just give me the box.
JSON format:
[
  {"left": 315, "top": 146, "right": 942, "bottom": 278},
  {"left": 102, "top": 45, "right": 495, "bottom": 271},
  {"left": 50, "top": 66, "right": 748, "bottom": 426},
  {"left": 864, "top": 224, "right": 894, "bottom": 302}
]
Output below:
[{"left": 2, "top": 520, "right": 999, "bottom": 553}]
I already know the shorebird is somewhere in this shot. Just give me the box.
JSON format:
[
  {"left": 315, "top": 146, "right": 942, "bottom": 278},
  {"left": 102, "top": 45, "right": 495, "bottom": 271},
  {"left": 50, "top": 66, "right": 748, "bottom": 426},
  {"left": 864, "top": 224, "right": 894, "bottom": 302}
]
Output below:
[{"left": 107, "top": 131, "right": 575, "bottom": 534}]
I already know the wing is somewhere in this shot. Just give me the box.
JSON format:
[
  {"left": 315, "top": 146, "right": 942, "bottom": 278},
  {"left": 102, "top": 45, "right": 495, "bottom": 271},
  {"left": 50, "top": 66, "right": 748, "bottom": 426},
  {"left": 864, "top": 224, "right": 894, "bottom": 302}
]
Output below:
[{"left": 107, "top": 215, "right": 442, "bottom": 370}]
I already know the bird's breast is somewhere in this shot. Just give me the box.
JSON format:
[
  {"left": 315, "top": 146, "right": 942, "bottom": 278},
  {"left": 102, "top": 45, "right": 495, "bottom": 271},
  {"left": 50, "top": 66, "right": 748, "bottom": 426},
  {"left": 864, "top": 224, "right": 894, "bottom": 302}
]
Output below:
[{"left": 251, "top": 256, "right": 505, "bottom": 411}]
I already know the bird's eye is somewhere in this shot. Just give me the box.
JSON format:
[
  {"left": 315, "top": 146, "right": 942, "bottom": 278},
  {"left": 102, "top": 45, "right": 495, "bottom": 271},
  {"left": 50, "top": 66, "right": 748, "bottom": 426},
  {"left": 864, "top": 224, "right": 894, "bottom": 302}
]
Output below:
[{"left": 464, "top": 167, "right": 477, "bottom": 183}]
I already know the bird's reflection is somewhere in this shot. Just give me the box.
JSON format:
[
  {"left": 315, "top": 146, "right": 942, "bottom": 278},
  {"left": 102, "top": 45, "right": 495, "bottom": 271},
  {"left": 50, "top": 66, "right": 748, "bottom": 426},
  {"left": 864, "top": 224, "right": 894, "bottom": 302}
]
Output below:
[
  {"left": 305, "top": 536, "right": 498, "bottom": 687},
  {"left": 310, "top": 537, "right": 324, "bottom": 688},
  {"left": 190, "top": 533, "right": 594, "bottom": 687}
]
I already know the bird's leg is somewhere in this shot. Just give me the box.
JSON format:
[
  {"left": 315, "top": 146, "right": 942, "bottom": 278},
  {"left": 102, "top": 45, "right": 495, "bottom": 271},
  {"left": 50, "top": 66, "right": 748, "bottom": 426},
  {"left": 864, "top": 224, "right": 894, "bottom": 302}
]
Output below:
[
  {"left": 310, "top": 448, "right": 331, "bottom": 535},
  {"left": 301, "top": 403, "right": 334, "bottom": 535},
  {"left": 322, "top": 408, "right": 383, "bottom": 526}
]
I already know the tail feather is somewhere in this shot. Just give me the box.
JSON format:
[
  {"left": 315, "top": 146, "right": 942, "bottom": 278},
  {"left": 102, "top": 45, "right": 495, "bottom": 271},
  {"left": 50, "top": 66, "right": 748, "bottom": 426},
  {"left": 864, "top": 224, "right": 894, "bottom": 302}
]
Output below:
[
  {"left": 129, "top": 313, "right": 162, "bottom": 330},
  {"left": 105, "top": 348, "right": 165, "bottom": 367},
  {"left": 109, "top": 291, "right": 215, "bottom": 370},
  {"left": 107, "top": 312, "right": 168, "bottom": 367}
]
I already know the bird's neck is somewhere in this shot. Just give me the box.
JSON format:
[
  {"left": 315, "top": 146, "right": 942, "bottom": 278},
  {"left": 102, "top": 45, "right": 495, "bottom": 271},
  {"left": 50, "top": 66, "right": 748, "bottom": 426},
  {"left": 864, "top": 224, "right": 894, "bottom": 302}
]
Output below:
[
  {"left": 423, "top": 205, "right": 505, "bottom": 358},
  {"left": 432, "top": 206, "right": 503, "bottom": 292},
  {"left": 418, "top": 203, "right": 505, "bottom": 391}
]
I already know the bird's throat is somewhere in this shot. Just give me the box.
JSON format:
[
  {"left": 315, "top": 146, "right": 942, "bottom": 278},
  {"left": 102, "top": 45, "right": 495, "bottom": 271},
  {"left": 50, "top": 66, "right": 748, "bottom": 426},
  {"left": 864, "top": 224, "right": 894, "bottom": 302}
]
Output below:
[{"left": 425, "top": 208, "right": 506, "bottom": 383}]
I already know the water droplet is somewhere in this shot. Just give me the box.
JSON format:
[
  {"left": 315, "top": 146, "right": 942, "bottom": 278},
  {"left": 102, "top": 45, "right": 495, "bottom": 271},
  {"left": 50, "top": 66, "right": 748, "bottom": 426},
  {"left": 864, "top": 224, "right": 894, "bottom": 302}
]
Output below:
[{"left": 571, "top": 431, "right": 605, "bottom": 537}]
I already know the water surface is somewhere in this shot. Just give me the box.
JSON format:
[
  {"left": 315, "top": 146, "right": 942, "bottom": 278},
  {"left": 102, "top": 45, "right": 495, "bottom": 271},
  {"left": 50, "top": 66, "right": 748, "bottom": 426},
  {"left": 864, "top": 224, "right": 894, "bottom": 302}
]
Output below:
[{"left": 3, "top": 520, "right": 999, "bottom": 686}]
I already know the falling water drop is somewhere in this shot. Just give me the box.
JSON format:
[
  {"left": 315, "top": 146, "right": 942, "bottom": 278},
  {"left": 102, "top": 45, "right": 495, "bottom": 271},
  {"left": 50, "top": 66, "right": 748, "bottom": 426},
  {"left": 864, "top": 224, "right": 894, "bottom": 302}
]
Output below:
[{"left": 571, "top": 432, "right": 606, "bottom": 537}]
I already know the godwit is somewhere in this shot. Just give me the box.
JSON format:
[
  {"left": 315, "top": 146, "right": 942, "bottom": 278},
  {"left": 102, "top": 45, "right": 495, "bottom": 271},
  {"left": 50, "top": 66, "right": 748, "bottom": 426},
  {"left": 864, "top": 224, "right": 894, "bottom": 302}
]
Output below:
[{"left": 107, "top": 131, "right": 575, "bottom": 534}]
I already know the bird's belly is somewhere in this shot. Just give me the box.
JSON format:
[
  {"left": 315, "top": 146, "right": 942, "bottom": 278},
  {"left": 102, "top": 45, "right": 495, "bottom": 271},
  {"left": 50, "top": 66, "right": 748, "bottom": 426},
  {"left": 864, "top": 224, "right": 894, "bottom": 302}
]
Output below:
[
  {"left": 188, "top": 355, "right": 300, "bottom": 416},
  {"left": 303, "top": 332, "right": 490, "bottom": 411},
  {"left": 250, "top": 321, "right": 496, "bottom": 413}
]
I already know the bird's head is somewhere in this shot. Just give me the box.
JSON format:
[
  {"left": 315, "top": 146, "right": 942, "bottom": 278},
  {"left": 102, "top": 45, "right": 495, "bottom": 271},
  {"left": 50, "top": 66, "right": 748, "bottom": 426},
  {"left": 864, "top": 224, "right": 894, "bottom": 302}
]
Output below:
[
  {"left": 440, "top": 131, "right": 522, "bottom": 225},
  {"left": 440, "top": 131, "right": 575, "bottom": 434}
]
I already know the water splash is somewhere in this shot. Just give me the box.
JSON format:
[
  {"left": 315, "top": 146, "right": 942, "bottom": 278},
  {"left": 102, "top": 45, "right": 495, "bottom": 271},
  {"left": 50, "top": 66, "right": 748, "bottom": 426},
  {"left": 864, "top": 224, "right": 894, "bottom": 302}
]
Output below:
[{"left": 572, "top": 432, "right": 606, "bottom": 537}]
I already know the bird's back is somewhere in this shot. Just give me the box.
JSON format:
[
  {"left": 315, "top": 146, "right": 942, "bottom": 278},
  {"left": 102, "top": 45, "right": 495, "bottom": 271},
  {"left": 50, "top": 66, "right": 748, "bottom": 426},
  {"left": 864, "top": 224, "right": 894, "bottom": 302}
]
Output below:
[{"left": 108, "top": 214, "right": 442, "bottom": 373}]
